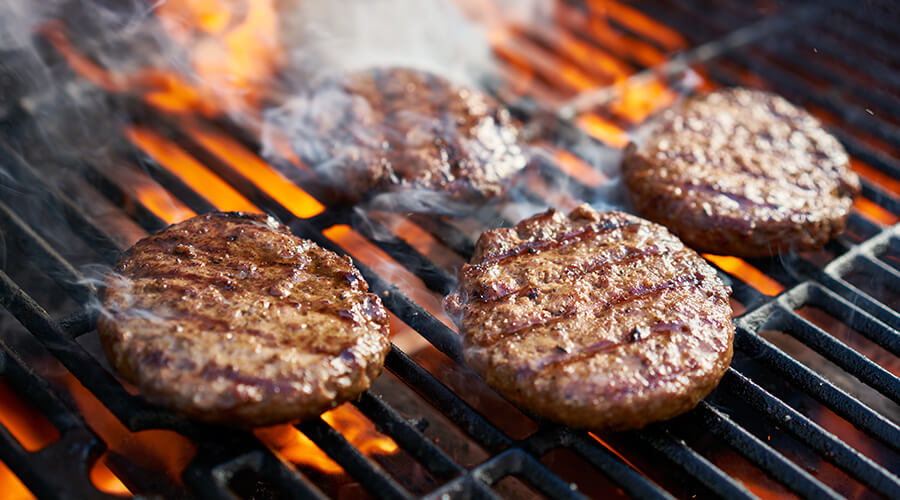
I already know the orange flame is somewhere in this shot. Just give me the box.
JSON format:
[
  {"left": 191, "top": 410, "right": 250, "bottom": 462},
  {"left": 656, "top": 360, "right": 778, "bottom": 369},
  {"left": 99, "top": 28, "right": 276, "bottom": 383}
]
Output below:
[
  {"left": 853, "top": 197, "right": 898, "bottom": 226},
  {"left": 125, "top": 125, "right": 259, "bottom": 213},
  {"left": 703, "top": 254, "right": 785, "bottom": 297},
  {"left": 57, "top": 373, "right": 196, "bottom": 496},
  {"left": 45, "top": 0, "right": 282, "bottom": 116},
  {"left": 575, "top": 114, "right": 630, "bottom": 147},
  {"left": 0, "top": 378, "right": 61, "bottom": 452},
  {"left": 0, "top": 379, "right": 59, "bottom": 499},
  {"left": 90, "top": 455, "right": 132, "bottom": 497},
  {"left": 0, "top": 460, "right": 35, "bottom": 500},
  {"left": 255, "top": 404, "right": 398, "bottom": 475},
  {"left": 153, "top": 0, "right": 282, "bottom": 115},
  {"left": 184, "top": 123, "right": 324, "bottom": 218}
]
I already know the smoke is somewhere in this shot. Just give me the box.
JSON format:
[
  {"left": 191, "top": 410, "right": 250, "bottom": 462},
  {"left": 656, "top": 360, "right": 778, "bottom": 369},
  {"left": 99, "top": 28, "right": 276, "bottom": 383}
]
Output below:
[{"left": 278, "top": 0, "right": 494, "bottom": 87}]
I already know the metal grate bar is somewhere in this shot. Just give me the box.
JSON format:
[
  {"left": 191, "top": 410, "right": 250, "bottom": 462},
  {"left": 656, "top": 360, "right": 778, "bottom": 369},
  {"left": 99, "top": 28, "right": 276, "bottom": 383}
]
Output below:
[
  {"left": 784, "top": 282, "right": 900, "bottom": 358},
  {"left": 474, "top": 448, "right": 584, "bottom": 499},
  {"left": 765, "top": 39, "right": 900, "bottom": 120},
  {"left": 0, "top": 144, "right": 122, "bottom": 263},
  {"left": 775, "top": 306, "right": 900, "bottom": 404},
  {"left": 722, "top": 368, "right": 900, "bottom": 498},
  {"left": 0, "top": 199, "right": 95, "bottom": 305},
  {"left": 0, "top": 270, "right": 185, "bottom": 432},
  {"left": 726, "top": 51, "right": 900, "bottom": 150},
  {"left": 187, "top": 448, "right": 329, "bottom": 500},
  {"left": 0, "top": 425, "right": 105, "bottom": 500},
  {"left": 353, "top": 389, "right": 463, "bottom": 481},
  {"left": 636, "top": 427, "right": 755, "bottom": 500},
  {"left": 792, "top": 29, "right": 900, "bottom": 91},
  {"left": 384, "top": 348, "right": 510, "bottom": 453},
  {"left": 695, "top": 401, "right": 842, "bottom": 500},
  {"left": 296, "top": 416, "right": 413, "bottom": 500},
  {"left": 0, "top": 342, "right": 108, "bottom": 500},
  {"left": 733, "top": 324, "right": 900, "bottom": 453},
  {"left": 533, "top": 426, "right": 675, "bottom": 500}
]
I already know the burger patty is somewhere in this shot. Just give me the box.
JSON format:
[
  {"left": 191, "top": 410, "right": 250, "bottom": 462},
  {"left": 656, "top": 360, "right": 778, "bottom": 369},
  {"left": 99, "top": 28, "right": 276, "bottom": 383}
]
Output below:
[
  {"left": 98, "top": 212, "right": 391, "bottom": 428},
  {"left": 622, "top": 88, "right": 860, "bottom": 257},
  {"left": 445, "top": 205, "right": 734, "bottom": 430},
  {"left": 289, "top": 67, "right": 527, "bottom": 207}
]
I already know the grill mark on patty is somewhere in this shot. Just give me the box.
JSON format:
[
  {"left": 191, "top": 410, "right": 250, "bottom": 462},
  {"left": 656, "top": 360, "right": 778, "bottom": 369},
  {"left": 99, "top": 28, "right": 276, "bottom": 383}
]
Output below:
[
  {"left": 475, "top": 271, "right": 706, "bottom": 347},
  {"left": 674, "top": 182, "right": 783, "bottom": 211},
  {"left": 470, "top": 244, "right": 666, "bottom": 304},
  {"left": 468, "top": 220, "right": 638, "bottom": 270},
  {"left": 532, "top": 320, "right": 690, "bottom": 373}
]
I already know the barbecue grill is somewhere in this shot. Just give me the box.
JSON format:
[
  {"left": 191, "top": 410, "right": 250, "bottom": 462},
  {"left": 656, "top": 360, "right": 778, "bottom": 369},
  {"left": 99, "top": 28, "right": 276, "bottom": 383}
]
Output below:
[{"left": 1, "top": 0, "right": 898, "bottom": 499}]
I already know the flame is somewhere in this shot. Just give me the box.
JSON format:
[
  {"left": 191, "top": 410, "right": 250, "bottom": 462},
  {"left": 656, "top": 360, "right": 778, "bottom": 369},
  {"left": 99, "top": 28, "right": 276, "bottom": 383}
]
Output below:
[
  {"left": 45, "top": 0, "right": 281, "bottom": 116},
  {"left": 0, "top": 379, "right": 53, "bottom": 500},
  {"left": 551, "top": 148, "right": 611, "bottom": 187},
  {"left": 153, "top": 0, "right": 282, "bottom": 115},
  {"left": 125, "top": 125, "right": 259, "bottom": 213},
  {"left": 133, "top": 184, "right": 197, "bottom": 225},
  {"left": 57, "top": 373, "right": 196, "bottom": 496},
  {"left": 575, "top": 114, "right": 630, "bottom": 147},
  {"left": 853, "top": 197, "right": 898, "bottom": 226},
  {"left": 255, "top": 404, "right": 398, "bottom": 475},
  {"left": 586, "top": 1, "right": 685, "bottom": 52},
  {"left": 851, "top": 159, "right": 900, "bottom": 196},
  {"left": 703, "top": 255, "right": 785, "bottom": 296},
  {"left": 556, "top": 1, "right": 668, "bottom": 68},
  {"left": 0, "top": 460, "right": 34, "bottom": 500},
  {"left": 184, "top": 123, "right": 324, "bottom": 218},
  {"left": 0, "top": 378, "right": 60, "bottom": 452},
  {"left": 90, "top": 455, "right": 132, "bottom": 497},
  {"left": 608, "top": 77, "right": 677, "bottom": 124}
]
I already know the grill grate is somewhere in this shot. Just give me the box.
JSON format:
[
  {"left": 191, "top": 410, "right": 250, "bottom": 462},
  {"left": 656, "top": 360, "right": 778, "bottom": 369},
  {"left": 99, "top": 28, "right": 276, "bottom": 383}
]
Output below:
[{"left": 1, "top": 0, "right": 899, "bottom": 498}]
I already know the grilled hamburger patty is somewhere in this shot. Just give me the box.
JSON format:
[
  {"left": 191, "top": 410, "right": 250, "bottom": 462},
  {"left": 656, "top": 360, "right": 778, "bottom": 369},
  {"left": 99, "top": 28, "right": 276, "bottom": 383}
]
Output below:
[
  {"left": 445, "top": 205, "right": 734, "bottom": 429},
  {"left": 289, "top": 67, "right": 527, "bottom": 206},
  {"left": 98, "top": 212, "right": 391, "bottom": 428},
  {"left": 622, "top": 88, "right": 860, "bottom": 257}
]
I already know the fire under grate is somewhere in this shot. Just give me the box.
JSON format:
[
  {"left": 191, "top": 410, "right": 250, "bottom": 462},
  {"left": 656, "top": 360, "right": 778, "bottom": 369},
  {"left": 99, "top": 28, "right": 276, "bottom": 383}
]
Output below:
[{"left": 1, "top": 0, "right": 899, "bottom": 499}]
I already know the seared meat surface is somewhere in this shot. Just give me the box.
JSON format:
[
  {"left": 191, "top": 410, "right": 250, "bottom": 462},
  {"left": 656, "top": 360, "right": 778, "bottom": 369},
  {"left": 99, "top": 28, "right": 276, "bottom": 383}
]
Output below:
[
  {"left": 99, "top": 212, "right": 390, "bottom": 428},
  {"left": 289, "top": 67, "right": 527, "bottom": 209},
  {"left": 445, "top": 205, "right": 734, "bottom": 430},
  {"left": 623, "top": 88, "right": 860, "bottom": 257}
]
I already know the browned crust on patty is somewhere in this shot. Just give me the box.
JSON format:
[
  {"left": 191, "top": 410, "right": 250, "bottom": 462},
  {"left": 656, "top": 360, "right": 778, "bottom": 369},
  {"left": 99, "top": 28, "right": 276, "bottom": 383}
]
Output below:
[
  {"left": 622, "top": 88, "right": 860, "bottom": 257},
  {"left": 98, "top": 212, "right": 390, "bottom": 428},
  {"left": 290, "top": 66, "right": 527, "bottom": 205},
  {"left": 445, "top": 205, "right": 734, "bottom": 430}
]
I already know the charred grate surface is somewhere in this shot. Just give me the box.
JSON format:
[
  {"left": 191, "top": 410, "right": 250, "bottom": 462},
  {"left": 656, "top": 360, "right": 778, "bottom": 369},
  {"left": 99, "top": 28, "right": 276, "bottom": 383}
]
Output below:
[{"left": 1, "top": 0, "right": 899, "bottom": 499}]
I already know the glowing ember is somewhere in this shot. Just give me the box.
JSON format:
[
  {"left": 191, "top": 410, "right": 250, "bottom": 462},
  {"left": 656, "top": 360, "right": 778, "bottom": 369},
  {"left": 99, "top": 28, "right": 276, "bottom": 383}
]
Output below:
[{"left": 255, "top": 404, "right": 398, "bottom": 475}]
